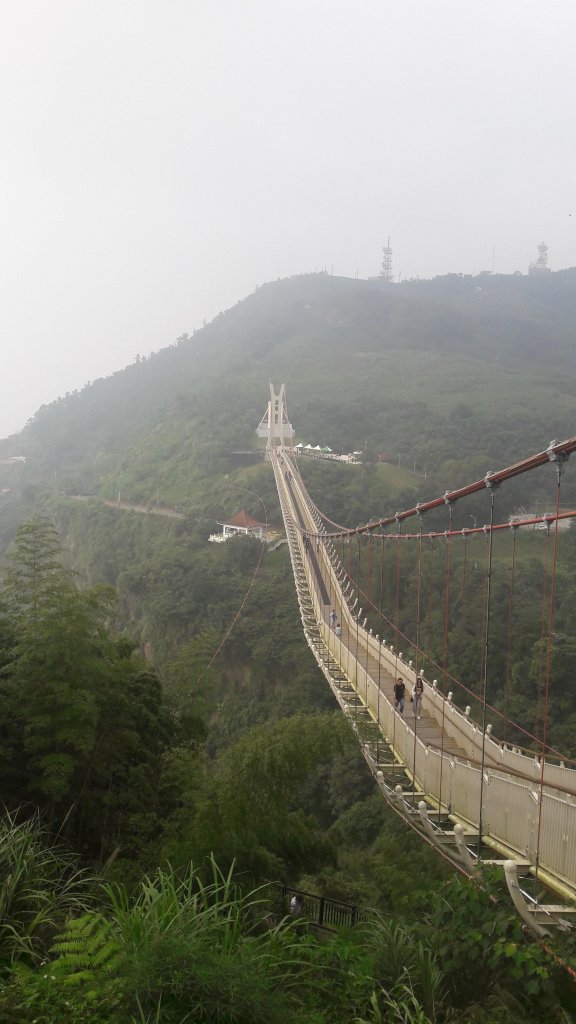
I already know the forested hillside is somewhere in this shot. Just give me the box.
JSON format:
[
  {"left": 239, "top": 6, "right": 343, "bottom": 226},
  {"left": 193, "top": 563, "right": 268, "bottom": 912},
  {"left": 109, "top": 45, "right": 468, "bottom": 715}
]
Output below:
[
  {"left": 3, "top": 268, "right": 576, "bottom": 505},
  {"left": 1, "top": 271, "right": 576, "bottom": 1020}
]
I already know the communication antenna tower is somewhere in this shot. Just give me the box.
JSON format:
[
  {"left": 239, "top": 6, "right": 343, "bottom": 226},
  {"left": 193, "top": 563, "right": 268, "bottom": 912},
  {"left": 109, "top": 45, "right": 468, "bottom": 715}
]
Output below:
[
  {"left": 529, "top": 241, "right": 551, "bottom": 275},
  {"left": 536, "top": 242, "right": 548, "bottom": 269},
  {"left": 380, "top": 236, "right": 394, "bottom": 283}
]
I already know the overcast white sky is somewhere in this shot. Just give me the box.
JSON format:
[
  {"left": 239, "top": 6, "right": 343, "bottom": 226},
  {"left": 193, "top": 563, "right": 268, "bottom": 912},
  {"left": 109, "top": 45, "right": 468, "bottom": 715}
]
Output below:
[{"left": 1, "top": 0, "right": 575, "bottom": 437}]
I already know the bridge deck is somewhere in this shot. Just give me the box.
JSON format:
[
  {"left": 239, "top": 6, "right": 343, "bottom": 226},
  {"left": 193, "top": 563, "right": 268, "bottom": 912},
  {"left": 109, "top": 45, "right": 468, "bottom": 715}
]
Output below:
[{"left": 329, "top": 619, "right": 468, "bottom": 759}]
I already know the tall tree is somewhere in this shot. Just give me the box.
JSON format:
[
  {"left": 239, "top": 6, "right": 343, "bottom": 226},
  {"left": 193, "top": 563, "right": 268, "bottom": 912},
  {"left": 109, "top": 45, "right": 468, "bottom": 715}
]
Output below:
[{"left": 0, "top": 519, "right": 173, "bottom": 861}]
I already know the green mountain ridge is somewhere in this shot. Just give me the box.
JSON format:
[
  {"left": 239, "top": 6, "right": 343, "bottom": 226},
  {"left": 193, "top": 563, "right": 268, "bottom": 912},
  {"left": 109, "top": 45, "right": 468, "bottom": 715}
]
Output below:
[
  {"left": 4, "top": 269, "right": 576, "bottom": 495},
  {"left": 0, "top": 267, "right": 573, "bottom": 671}
]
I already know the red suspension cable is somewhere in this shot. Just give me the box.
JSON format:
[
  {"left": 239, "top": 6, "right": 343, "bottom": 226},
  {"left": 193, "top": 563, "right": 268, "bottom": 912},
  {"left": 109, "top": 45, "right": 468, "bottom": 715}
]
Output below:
[
  {"left": 535, "top": 460, "right": 566, "bottom": 877},
  {"left": 503, "top": 527, "right": 518, "bottom": 743}
]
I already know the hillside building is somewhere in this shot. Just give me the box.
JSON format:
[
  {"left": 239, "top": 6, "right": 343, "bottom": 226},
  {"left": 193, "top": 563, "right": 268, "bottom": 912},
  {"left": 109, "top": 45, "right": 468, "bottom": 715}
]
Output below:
[{"left": 508, "top": 511, "right": 571, "bottom": 531}]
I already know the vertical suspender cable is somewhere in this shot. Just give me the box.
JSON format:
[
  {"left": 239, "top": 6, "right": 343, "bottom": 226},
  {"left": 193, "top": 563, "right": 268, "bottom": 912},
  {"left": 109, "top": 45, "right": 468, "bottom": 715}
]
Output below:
[
  {"left": 395, "top": 523, "right": 402, "bottom": 652},
  {"left": 327, "top": 525, "right": 334, "bottom": 668},
  {"left": 337, "top": 535, "right": 344, "bottom": 669},
  {"left": 392, "top": 524, "right": 402, "bottom": 777},
  {"left": 405, "top": 520, "right": 422, "bottom": 802},
  {"left": 391, "top": 627, "right": 398, "bottom": 787},
  {"left": 376, "top": 535, "right": 387, "bottom": 776},
  {"left": 503, "top": 525, "right": 518, "bottom": 742},
  {"left": 477, "top": 485, "right": 497, "bottom": 859},
  {"left": 345, "top": 533, "right": 352, "bottom": 583},
  {"left": 411, "top": 515, "right": 425, "bottom": 806},
  {"left": 377, "top": 635, "right": 382, "bottom": 767},
  {"left": 479, "top": 532, "right": 491, "bottom": 691},
  {"left": 411, "top": 690, "right": 418, "bottom": 802},
  {"left": 415, "top": 515, "right": 423, "bottom": 673},
  {"left": 438, "top": 503, "right": 454, "bottom": 815},
  {"left": 379, "top": 536, "right": 385, "bottom": 638},
  {"left": 355, "top": 535, "right": 361, "bottom": 714},
  {"left": 367, "top": 535, "right": 373, "bottom": 620},
  {"left": 461, "top": 533, "right": 468, "bottom": 598},
  {"left": 535, "top": 528, "right": 551, "bottom": 744},
  {"left": 459, "top": 533, "right": 468, "bottom": 651},
  {"left": 442, "top": 505, "right": 454, "bottom": 692},
  {"left": 535, "top": 459, "right": 565, "bottom": 882},
  {"left": 425, "top": 538, "right": 435, "bottom": 663}
]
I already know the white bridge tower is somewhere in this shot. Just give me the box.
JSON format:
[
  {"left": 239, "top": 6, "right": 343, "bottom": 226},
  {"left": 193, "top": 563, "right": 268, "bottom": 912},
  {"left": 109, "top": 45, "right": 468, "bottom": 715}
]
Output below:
[{"left": 256, "top": 383, "right": 295, "bottom": 450}]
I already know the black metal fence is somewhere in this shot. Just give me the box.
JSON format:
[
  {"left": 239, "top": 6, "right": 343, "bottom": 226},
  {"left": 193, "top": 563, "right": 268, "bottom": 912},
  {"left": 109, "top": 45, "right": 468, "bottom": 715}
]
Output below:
[{"left": 267, "top": 882, "right": 373, "bottom": 930}]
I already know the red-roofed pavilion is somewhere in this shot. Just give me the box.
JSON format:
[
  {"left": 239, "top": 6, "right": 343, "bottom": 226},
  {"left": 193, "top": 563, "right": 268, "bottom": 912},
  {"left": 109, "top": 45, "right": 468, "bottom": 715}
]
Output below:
[{"left": 213, "top": 508, "right": 268, "bottom": 541}]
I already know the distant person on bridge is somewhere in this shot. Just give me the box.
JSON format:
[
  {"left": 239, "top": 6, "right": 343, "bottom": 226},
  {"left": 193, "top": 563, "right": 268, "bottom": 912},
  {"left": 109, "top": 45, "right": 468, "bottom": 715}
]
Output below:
[
  {"left": 393, "top": 677, "right": 406, "bottom": 715},
  {"left": 330, "top": 609, "right": 337, "bottom": 628},
  {"left": 412, "top": 676, "right": 424, "bottom": 719},
  {"left": 335, "top": 621, "right": 342, "bottom": 636}
]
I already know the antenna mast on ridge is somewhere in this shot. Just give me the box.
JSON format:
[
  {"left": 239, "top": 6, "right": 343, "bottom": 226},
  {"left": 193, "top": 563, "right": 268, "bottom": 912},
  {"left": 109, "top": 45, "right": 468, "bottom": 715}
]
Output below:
[
  {"left": 380, "top": 236, "right": 394, "bottom": 283},
  {"left": 529, "top": 242, "right": 551, "bottom": 275}
]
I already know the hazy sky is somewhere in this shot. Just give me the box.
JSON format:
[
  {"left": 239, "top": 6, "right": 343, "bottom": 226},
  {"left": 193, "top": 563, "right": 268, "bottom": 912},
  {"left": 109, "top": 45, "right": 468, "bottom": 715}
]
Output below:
[{"left": 1, "top": 0, "right": 575, "bottom": 438}]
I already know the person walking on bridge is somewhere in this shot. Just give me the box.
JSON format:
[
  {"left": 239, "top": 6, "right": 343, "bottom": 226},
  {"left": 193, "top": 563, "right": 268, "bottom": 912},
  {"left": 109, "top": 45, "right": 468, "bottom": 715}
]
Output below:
[
  {"left": 393, "top": 677, "right": 405, "bottom": 715},
  {"left": 330, "top": 609, "right": 337, "bottom": 628},
  {"left": 412, "top": 676, "right": 424, "bottom": 719}
]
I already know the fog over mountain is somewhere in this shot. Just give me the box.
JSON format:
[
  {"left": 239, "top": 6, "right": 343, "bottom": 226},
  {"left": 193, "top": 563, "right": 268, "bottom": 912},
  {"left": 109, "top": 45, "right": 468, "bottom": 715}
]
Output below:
[{"left": 2, "top": 0, "right": 575, "bottom": 437}]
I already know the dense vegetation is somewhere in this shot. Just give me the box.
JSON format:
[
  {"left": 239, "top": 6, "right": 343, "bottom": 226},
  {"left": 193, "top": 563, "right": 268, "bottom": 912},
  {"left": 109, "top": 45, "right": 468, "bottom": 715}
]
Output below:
[
  {"left": 0, "top": 520, "right": 574, "bottom": 1022},
  {"left": 0, "top": 820, "right": 573, "bottom": 1023},
  {"left": 1, "top": 270, "right": 576, "bottom": 1018}
]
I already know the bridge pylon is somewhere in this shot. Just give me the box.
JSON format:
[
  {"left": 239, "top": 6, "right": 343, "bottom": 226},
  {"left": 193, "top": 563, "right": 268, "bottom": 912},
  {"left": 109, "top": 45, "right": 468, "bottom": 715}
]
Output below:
[{"left": 256, "top": 383, "right": 295, "bottom": 450}]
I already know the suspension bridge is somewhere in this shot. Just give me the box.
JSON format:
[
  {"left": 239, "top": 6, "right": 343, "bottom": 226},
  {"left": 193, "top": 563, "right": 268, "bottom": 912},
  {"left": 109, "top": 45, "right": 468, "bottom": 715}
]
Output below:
[{"left": 260, "top": 384, "right": 576, "bottom": 936}]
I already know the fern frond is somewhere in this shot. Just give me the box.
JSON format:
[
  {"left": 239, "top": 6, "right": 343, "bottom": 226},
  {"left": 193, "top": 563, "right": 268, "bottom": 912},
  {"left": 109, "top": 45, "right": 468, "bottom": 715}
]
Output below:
[{"left": 50, "top": 911, "right": 122, "bottom": 986}]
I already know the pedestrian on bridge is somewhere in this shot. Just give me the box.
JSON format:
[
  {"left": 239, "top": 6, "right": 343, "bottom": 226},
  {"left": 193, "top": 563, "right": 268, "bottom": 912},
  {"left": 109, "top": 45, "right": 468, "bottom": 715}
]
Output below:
[
  {"left": 330, "top": 609, "right": 337, "bottom": 628},
  {"left": 412, "top": 676, "right": 424, "bottom": 719},
  {"left": 335, "top": 621, "right": 342, "bottom": 636},
  {"left": 393, "top": 677, "right": 406, "bottom": 715}
]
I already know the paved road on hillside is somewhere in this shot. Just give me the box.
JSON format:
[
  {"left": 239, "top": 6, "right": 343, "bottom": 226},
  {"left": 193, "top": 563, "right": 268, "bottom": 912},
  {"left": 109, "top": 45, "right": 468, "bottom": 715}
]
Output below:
[{"left": 68, "top": 495, "right": 185, "bottom": 519}]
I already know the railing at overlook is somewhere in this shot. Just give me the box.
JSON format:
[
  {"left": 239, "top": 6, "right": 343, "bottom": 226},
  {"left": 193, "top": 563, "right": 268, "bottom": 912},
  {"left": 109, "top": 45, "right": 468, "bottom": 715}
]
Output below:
[{"left": 265, "top": 882, "right": 372, "bottom": 931}]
